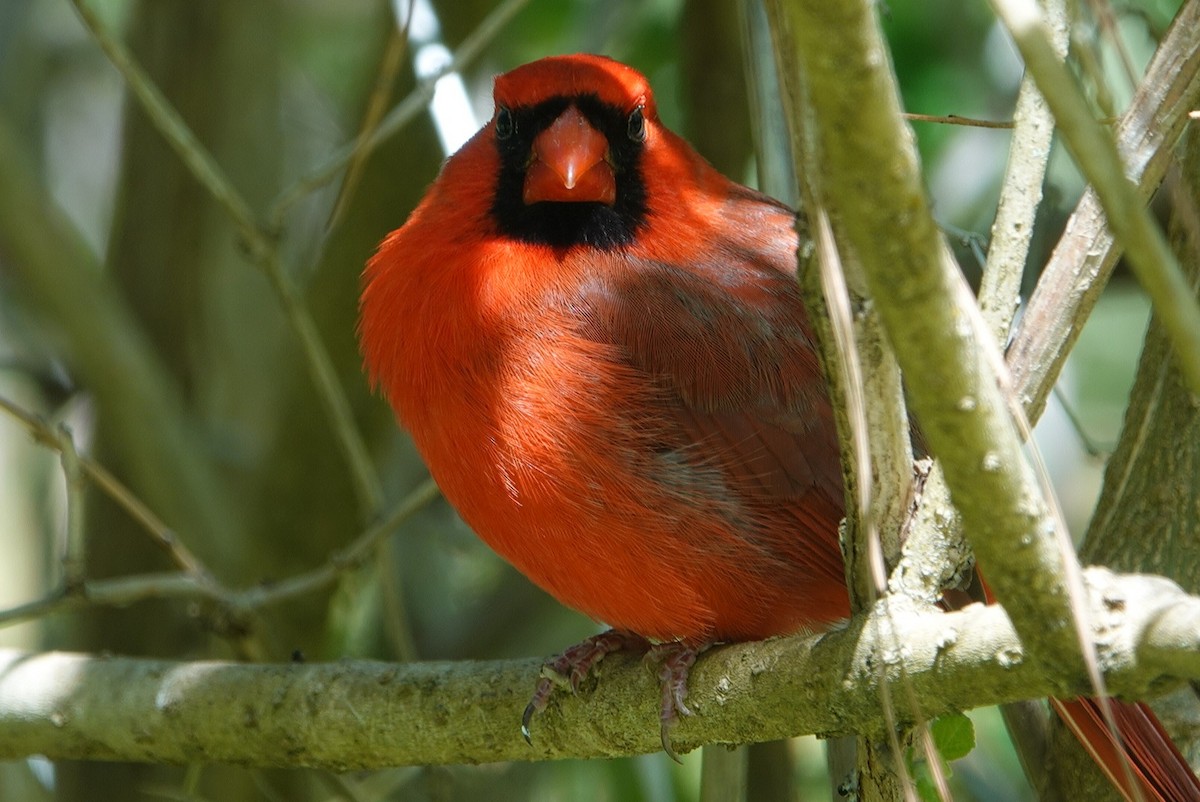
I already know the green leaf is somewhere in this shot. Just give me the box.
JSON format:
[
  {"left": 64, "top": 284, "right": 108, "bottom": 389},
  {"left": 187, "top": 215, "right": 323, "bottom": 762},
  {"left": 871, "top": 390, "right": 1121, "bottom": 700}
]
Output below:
[{"left": 931, "top": 712, "right": 976, "bottom": 762}]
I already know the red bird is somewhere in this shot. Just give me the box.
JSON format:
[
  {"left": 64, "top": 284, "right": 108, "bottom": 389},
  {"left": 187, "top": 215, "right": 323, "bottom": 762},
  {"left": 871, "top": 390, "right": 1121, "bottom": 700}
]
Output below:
[
  {"left": 360, "top": 53, "right": 847, "bottom": 749},
  {"left": 360, "top": 54, "right": 1198, "bottom": 795}
]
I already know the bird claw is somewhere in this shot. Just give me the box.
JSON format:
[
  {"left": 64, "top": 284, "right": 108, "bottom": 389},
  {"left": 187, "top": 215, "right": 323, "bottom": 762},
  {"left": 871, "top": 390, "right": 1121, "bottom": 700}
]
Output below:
[
  {"left": 647, "top": 641, "right": 703, "bottom": 763},
  {"left": 660, "top": 722, "right": 683, "bottom": 764},
  {"left": 522, "top": 676, "right": 556, "bottom": 744},
  {"left": 521, "top": 630, "right": 647, "bottom": 745},
  {"left": 522, "top": 633, "right": 708, "bottom": 762}
]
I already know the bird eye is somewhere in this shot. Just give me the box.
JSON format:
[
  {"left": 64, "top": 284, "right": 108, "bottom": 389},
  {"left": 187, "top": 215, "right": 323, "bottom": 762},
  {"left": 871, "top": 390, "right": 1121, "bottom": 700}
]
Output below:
[
  {"left": 495, "top": 107, "right": 515, "bottom": 140},
  {"left": 627, "top": 106, "right": 646, "bottom": 142}
]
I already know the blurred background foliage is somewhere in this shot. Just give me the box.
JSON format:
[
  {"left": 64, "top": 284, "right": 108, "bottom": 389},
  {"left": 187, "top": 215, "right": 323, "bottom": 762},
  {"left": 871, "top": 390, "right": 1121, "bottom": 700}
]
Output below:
[{"left": 0, "top": 0, "right": 1186, "bottom": 799}]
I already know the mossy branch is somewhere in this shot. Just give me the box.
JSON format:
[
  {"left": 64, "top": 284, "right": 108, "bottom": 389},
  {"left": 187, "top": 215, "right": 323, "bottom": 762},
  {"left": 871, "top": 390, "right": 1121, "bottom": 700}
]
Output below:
[
  {"left": 775, "top": 0, "right": 1084, "bottom": 682},
  {"left": 0, "top": 568, "right": 1195, "bottom": 769}
]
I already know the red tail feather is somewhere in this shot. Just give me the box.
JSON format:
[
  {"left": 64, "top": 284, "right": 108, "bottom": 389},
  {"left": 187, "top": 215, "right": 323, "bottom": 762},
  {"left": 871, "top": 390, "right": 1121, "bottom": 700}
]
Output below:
[
  {"left": 976, "top": 574, "right": 1198, "bottom": 799},
  {"left": 1052, "top": 697, "right": 1200, "bottom": 802}
]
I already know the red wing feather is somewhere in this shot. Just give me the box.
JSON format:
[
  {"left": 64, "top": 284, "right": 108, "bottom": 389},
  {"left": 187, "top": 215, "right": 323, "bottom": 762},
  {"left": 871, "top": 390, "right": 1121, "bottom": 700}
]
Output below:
[{"left": 571, "top": 250, "right": 847, "bottom": 589}]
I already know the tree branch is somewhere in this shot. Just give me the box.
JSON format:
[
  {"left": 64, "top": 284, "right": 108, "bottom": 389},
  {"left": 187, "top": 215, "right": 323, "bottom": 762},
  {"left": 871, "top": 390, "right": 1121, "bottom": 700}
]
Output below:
[
  {"left": 0, "top": 479, "right": 441, "bottom": 629},
  {"left": 980, "top": 0, "right": 1067, "bottom": 344},
  {"left": 990, "top": 0, "right": 1200, "bottom": 394},
  {"left": 68, "top": 0, "right": 384, "bottom": 515},
  {"left": 0, "top": 395, "right": 210, "bottom": 579},
  {"left": 1006, "top": 0, "right": 1200, "bottom": 422},
  {"left": 776, "top": 0, "right": 1085, "bottom": 683},
  {"left": 0, "top": 568, "right": 1195, "bottom": 769},
  {"left": 0, "top": 114, "right": 242, "bottom": 560}
]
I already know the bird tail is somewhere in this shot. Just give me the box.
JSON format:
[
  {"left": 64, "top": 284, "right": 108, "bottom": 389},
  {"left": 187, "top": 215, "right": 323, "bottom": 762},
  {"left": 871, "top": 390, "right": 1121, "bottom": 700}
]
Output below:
[
  {"left": 1051, "top": 696, "right": 1200, "bottom": 802},
  {"left": 969, "top": 572, "right": 1198, "bottom": 800}
]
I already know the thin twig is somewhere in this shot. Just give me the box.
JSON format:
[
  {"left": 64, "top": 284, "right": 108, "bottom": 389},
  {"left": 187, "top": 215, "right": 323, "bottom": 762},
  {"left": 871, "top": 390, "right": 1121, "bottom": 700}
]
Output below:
[
  {"left": 67, "top": 0, "right": 383, "bottom": 515},
  {"left": 992, "top": 0, "right": 1200, "bottom": 398},
  {"left": 903, "top": 113, "right": 1015, "bottom": 129},
  {"left": 269, "top": 0, "right": 533, "bottom": 224},
  {"left": 234, "top": 478, "right": 439, "bottom": 611},
  {"left": 84, "top": 572, "right": 224, "bottom": 607},
  {"left": 904, "top": 111, "right": 1121, "bottom": 128},
  {"left": 980, "top": 0, "right": 1068, "bottom": 344},
  {"left": 325, "top": 7, "right": 414, "bottom": 231},
  {"left": 0, "top": 394, "right": 210, "bottom": 578},
  {"left": 0, "top": 574, "right": 220, "bottom": 629},
  {"left": 0, "top": 479, "right": 440, "bottom": 630},
  {"left": 0, "top": 589, "right": 69, "bottom": 629}
]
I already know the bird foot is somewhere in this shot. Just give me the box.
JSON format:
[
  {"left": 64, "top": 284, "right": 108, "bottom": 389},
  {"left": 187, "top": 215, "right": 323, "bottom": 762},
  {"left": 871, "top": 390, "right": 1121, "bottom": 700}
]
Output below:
[
  {"left": 646, "top": 641, "right": 705, "bottom": 763},
  {"left": 522, "top": 629, "right": 648, "bottom": 744},
  {"left": 521, "top": 632, "right": 709, "bottom": 763}
]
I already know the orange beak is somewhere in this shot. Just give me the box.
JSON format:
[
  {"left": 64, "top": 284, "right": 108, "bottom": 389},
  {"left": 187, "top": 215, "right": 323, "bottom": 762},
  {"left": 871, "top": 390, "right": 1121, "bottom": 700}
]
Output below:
[{"left": 523, "top": 106, "right": 617, "bottom": 205}]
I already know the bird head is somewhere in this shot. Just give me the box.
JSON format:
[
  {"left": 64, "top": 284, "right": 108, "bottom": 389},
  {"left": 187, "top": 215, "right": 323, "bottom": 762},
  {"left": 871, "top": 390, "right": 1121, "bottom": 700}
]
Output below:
[{"left": 487, "top": 54, "right": 657, "bottom": 249}]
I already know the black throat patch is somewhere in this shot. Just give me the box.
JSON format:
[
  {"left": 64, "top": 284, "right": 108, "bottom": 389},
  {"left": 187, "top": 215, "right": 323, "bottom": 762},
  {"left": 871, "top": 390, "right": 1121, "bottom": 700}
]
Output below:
[{"left": 490, "top": 94, "right": 648, "bottom": 250}]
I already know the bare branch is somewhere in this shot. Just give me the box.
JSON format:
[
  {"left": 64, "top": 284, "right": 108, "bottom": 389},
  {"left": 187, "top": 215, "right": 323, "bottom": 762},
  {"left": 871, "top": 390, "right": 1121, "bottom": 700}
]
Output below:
[
  {"left": 775, "top": 0, "right": 1086, "bottom": 684},
  {"left": 0, "top": 568, "right": 1194, "bottom": 769},
  {"left": 1007, "top": 0, "right": 1200, "bottom": 421},
  {"left": 0, "top": 480, "right": 440, "bottom": 630},
  {"left": 980, "top": 0, "right": 1068, "bottom": 344},
  {"left": 990, "top": 0, "right": 1200, "bottom": 394},
  {"left": 903, "top": 113, "right": 1016, "bottom": 129},
  {"left": 0, "top": 395, "right": 209, "bottom": 578},
  {"left": 67, "top": 0, "right": 383, "bottom": 514}
]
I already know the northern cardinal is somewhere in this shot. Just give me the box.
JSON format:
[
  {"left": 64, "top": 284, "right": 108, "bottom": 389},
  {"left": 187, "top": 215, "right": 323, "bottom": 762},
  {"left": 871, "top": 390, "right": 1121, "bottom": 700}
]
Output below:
[{"left": 359, "top": 54, "right": 1197, "bottom": 795}]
